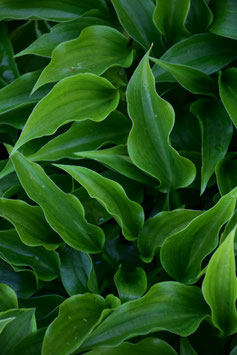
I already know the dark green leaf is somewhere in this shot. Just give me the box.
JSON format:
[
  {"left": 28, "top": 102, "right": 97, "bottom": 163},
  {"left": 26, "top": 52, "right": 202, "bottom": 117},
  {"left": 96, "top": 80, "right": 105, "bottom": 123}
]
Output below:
[
  {"left": 10, "top": 328, "right": 46, "bottom": 355},
  {"left": 160, "top": 188, "right": 237, "bottom": 283},
  {"left": 55, "top": 165, "right": 144, "bottom": 241},
  {"left": 60, "top": 246, "right": 99, "bottom": 295},
  {"left": 0, "top": 283, "right": 18, "bottom": 312},
  {"left": 186, "top": 0, "right": 213, "bottom": 33},
  {"left": 10, "top": 151, "right": 105, "bottom": 253},
  {"left": 153, "top": 34, "right": 237, "bottom": 82},
  {"left": 216, "top": 154, "right": 237, "bottom": 195},
  {"left": 138, "top": 209, "right": 202, "bottom": 263},
  {"left": 190, "top": 97, "right": 233, "bottom": 194},
  {"left": 209, "top": 0, "right": 237, "bottom": 39},
  {"left": 114, "top": 267, "right": 147, "bottom": 302},
  {"left": 219, "top": 68, "right": 237, "bottom": 128},
  {"left": 0, "top": 23, "right": 18, "bottom": 85}
]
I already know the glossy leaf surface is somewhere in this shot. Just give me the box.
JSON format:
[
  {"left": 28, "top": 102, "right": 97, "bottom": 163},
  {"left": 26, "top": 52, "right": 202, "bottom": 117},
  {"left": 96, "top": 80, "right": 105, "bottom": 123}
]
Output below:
[
  {"left": 127, "top": 52, "right": 196, "bottom": 192},
  {"left": 202, "top": 229, "right": 237, "bottom": 335},
  {"left": 11, "top": 151, "right": 105, "bottom": 253},
  {"left": 219, "top": 68, "right": 237, "bottom": 128},
  {"left": 80, "top": 282, "right": 209, "bottom": 350},
  {"left": 0, "top": 283, "right": 18, "bottom": 312},
  {"left": 190, "top": 97, "right": 233, "bottom": 193},
  {"left": 33, "top": 26, "right": 133, "bottom": 91},
  {"left": 13, "top": 74, "right": 119, "bottom": 153},
  {"left": 114, "top": 267, "right": 147, "bottom": 302},
  {"left": 0, "top": 198, "right": 60, "bottom": 249},
  {"left": 138, "top": 209, "right": 202, "bottom": 262},
  {"left": 209, "top": 0, "right": 237, "bottom": 39},
  {"left": 160, "top": 188, "right": 237, "bottom": 283},
  {"left": 55, "top": 165, "right": 144, "bottom": 241}
]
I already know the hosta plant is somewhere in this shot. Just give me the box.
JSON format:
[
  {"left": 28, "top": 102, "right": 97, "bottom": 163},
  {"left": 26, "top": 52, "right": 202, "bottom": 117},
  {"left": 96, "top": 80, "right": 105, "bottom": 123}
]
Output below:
[{"left": 0, "top": 0, "right": 237, "bottom": 354}]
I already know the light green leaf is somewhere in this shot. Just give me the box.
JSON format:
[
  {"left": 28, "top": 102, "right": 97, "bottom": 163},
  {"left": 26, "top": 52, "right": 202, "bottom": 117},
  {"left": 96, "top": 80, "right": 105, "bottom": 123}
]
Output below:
[
  {"left": 138, "top": 209, "right": 203, "bottom": 263},
  {"left": 0, "top": 23, "right": 19, "bottom": 85},
  {"left": 209, "top": 0, "right": 237, "bottom": 39},
  {"left": 10, "top": 151, "right": 105, "bottom": 253},
  {"left": 60, "top": 246, "right": 99, "bottom": 296},
  {"left": 33, "top": 26, "right": 133, "bottom": 91},
  {"left": 219, "top": 68, "right": 237, "bottom": 128},
  {"left": 0, "top": 283, "right": 18, "bottom": 312},
  {"left": 0, "top": 259, "right": 37, "bottom": 299},
  {"left": 0, "top": 229, "right": 60, "bottom": 281},
  {"left": 0, "top": 71, "right": 50, "bottom": 115},
  {"left": 42, "top": 294, "right": 109, "bottom": 355},
  {"left": 80, "top": 282, "right": 209, "bottom": 350},
  {"left": 160, "top": 188, "right": 237, "bottom": 283},
  {"left": 114, "top": 267, "right": 147, "bottom": 302},
  {"left": 75, "top": 145, "right": 157, "bottom": 185},
  {"left": 202, "top": 229, "right": 237, "bottom": 335},
  {"left": 153, "top": 33, "right": 237, "bottom": 82},
  {"left": 216, "top": 154, "right": 237, "bottom": 195},
  {"left": 86, "top": 337, "right": 178, "bottom": 355},
  {"left": 190, "top": 97, "right": 233, "bottom": 194},
  {"left": 29, "top": 111, "right": 131, "bottom": 162},
  {"left": 15, "top": 17, "right": 112, "bottom": 58},
  {"left": 153, "top": 0, "right": 190, "bottom": 46},
  {"left": 151, "top": 58, "right": 217, "bottom": 95},
  {"left": 12, "top": 73, "right": 119, "bottom": 154},
  {"left": 55, "top": 165, "right": 144, "bottom": 241},
  {"left": 0, "top": 0, "right": 108, "bottom": 21},
  {"left": 111, "top": 0, "right": 164, "bottom": 57},
  {"left": 186, "top": 0, "right": 213, "bottom": 33},
  {"left": 127, "top": 51, "right": 196, "bottom": 192},
  {"left": 0, "top": 198, "right": 61, "bottom": 249},
  {"left": 0, "top": 308, "right": 36, "bottom": 355}
]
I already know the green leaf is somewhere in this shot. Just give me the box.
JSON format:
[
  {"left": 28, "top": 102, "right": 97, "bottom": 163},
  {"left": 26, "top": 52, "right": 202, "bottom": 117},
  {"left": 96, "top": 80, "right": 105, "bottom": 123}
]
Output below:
[
  {"left": 0, "top": 283, "right": 18, "bottom": 312},
  {"left": 0, "top": 308, "right": 36, "bottom": 355},
  {"left": 15, "top": 17, "right": 112, "bottom": 58},
  {"left": 114, "top": 267, "right": 147, "bottom": 302},
  {"left": 73, "top": 187, "right": 111, "bottom": 226},
  {"left": 60, "top": 246, "right": 99, "bottom": 296},
  {"left": 55, "top": 165, "right": 144, "bottom": 241},
  {"left": 160, "top": 188, "right": 237, "bottom": 283},
  {"left": 0, "top": 198, "right": 61, "bottom": 250},
  {"left": 0, "top": 318, "right": 15, "bottom": 335},
  {"left": 33, "top": 26, "right": 133, "bottom": 91},
  {"left": 0, "top": 259, "right": 37, "bottom": 299},
  {"left": 138, "top": 209, "right": 203, "bottom": 263},
  {"left": 180, "top": 337, "right": 197, "bottom": 355},
  {"left": 0, "top": 105, "right": 35, "bottom": 129},
  {"left": 216, "top": 154, "right": 237, "bottom": 195},
  {"left": 86, "top": 337, "right": 178, "bottom": 355},
  {"left": 12, "top": 73, "right": 119, "bottom": 153},
  {"left": 10, "top": 151, "right": 105, "bottom": 253},
  {"left": 127, "top": 51, "right": 196, "bottom": 192},
  {"left": 0, "top": 70, "right": 51, "bottom": 115},
  {"left": 186, "top": 0, "right": 213, "bottom": 33},
  {"left": 209, "top": 0, "right": 237, "bottom": 39},
  {"left": 219, "top": 68, "right": 237, "bottom": 128},
  {"left": 0, "top": 23, "right": 19, "bottom": 85},
  {"left": 42, "top": 293, "right": 109, "bottom": 355},
  {"left": 202, "top": 228, "right": 237, "bottom": 335},
  {"left": 153, "top": 0, "right": 190, "bottom": 46},
  {"left": 0, "top": 0, "right": 108, "bottom": 21},
  {"left": 0, "top": 229, "right": 60, "bottom": 281},
  {"left": 190, "top": 97, "right": 233, "bottom": 194},
  {"left": 111, "top": 0, "right": 164, "bottom": 57},
  {"left": 80, "top": 282, "right": 209, "bottom": 350},
  {"left": 151, "top": 58, "right": 217, "bottom": 95},
  {"left": 75, "top": 145, "right": 157, "bottom": 185},
  {"left": 153, "top": 33, "right": 237, "bottom": 82},
  {"left": 29, "top": 111, "right": 131, "bottom": 162},
  {"left": 9, "top": 328, "right": 45, "bottom": 355}
]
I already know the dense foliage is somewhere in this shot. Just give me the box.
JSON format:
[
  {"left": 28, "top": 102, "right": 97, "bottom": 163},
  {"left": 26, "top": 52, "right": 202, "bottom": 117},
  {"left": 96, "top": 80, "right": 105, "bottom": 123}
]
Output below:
[{"left": 0, "top": 0, "right": 237, "bottom": 354}]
